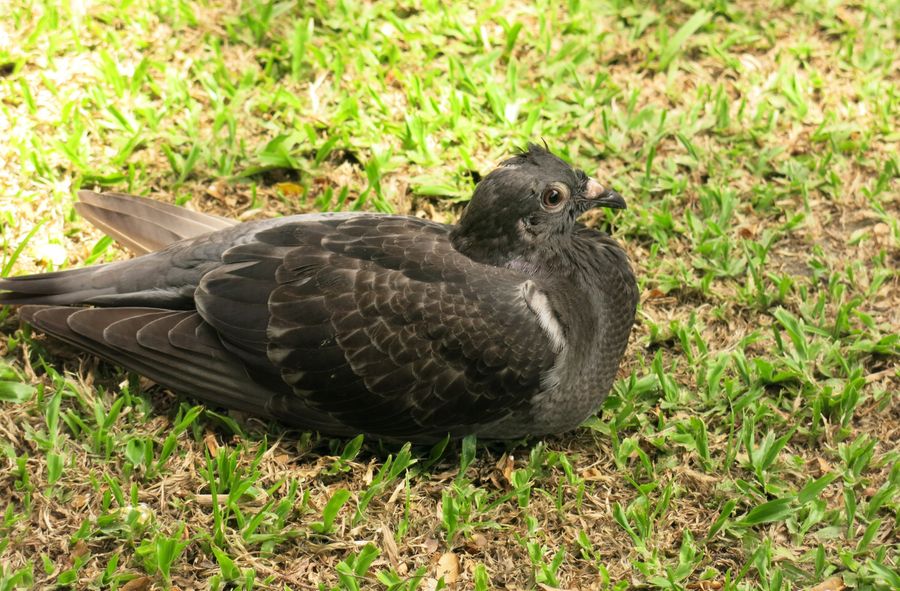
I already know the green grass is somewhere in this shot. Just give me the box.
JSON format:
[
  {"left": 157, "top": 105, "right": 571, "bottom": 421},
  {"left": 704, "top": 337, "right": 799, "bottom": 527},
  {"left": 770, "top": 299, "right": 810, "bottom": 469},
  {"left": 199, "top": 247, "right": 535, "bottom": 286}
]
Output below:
[{"left": 0, "top": 0, "right": 898, "bottom": 589}]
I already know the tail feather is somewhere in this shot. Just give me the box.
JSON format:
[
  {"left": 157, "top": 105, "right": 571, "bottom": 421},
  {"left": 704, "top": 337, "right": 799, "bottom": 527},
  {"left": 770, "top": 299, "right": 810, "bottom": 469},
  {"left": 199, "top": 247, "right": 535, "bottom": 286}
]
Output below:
[
  {"left": 0, "top": 266, "right": 118, "bottom": 305},
  {"left": 75, "top": 190, "right": 236, "bottom": 255}
]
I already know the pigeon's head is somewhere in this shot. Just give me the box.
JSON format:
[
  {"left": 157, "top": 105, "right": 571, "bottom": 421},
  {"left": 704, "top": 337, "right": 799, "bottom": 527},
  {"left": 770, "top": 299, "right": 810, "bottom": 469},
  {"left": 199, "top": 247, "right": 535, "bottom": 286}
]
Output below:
[{"left": 452, "top": 144, "right": 625, "bottom": 264}]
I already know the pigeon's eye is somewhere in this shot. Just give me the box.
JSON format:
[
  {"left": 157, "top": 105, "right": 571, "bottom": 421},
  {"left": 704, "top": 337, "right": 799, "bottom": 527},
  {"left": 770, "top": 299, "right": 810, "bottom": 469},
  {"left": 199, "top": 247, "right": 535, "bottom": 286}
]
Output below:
[{"left": 540, "top": 184, "right": 569, "bottom": 210}]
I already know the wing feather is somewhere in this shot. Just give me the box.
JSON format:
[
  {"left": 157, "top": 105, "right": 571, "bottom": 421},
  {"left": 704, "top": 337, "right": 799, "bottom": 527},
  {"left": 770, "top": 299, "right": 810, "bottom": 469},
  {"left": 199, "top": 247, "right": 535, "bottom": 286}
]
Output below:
[
  {"left": 20, "top": 305, "right": 348, "bottom": 432},
  {"left": 18, "top": 213, "right": 561, "bottom": 441},
  {"left": 195, "top": 216, "right": 558, "bottom": 439}
]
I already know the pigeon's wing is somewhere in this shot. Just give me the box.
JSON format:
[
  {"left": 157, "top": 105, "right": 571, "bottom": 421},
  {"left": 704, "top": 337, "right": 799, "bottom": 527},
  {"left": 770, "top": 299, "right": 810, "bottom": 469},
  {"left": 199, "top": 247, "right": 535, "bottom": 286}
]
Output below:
[
  {"left": 19, "top": 305, "right": 349, "bottom": 432},
  {"left": 195, "top": 216, "right": 560, "bottom": 439},
  {"left": 75, "top": 191, "right": 237, "bottom": 255}
]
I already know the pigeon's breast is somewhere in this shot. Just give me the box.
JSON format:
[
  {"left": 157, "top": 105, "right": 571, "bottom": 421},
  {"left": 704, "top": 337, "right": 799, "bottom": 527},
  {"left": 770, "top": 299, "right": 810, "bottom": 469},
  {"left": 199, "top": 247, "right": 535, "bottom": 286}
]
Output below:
[{"left": 498, "top": 232, "right": 637, "bottom": 436}]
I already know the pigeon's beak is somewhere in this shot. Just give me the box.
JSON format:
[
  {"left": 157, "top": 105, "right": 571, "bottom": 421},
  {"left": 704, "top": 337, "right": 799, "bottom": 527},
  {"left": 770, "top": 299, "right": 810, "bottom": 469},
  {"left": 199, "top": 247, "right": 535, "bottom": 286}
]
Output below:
[{"left": 584, "top": 178, "right": 626, "bottom": 210}]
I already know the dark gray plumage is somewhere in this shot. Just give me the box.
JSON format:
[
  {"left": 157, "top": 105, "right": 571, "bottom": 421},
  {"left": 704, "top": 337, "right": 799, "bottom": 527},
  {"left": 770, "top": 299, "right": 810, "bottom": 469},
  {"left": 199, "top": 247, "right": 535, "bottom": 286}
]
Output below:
[{"left": 0, "top": 145, "right": 637, "bottom": 442}]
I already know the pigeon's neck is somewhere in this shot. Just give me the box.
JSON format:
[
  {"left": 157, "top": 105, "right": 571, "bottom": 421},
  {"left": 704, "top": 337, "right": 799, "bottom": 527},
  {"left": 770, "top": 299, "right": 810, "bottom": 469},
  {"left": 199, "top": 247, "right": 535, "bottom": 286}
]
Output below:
[
  {"left": 534, "top": 230, "right": 636, "bottom": 332},
  {"left": 564, "top": 227, "right": 637, "bottom": 299},
  {"left": 450, "top": 220, "right": 590, "bottom": 275},
  {"left": 449, "top": 221, "right": 528, "bottom": 268},
  {"left": 451, "top": 223, "right": 634, "bottom": 297}
]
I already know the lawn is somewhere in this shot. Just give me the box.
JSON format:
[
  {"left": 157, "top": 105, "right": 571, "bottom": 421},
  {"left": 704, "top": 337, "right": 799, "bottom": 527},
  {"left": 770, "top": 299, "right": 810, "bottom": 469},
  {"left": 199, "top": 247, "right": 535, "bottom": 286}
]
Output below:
[{"left": 0, "top": 0, "right": 897, "bottom": 589}]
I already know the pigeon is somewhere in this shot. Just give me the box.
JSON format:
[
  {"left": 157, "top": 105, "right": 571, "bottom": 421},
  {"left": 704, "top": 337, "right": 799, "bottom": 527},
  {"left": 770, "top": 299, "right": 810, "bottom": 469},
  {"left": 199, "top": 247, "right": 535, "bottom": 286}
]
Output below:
[{"left": 0, "top": 145, "right": 637, "bottom": 442}]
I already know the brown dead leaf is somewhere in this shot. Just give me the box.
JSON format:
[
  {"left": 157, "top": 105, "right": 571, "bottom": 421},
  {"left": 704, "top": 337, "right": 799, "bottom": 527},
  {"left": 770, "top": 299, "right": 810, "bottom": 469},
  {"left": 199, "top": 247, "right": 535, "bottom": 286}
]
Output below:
[
  {"left": 864, "top": 367, "right": 895, "bottom": 384},
  {"left": 497, "top": 453, "right": 515, "bottom": 484},
  {"left": 680, "top": 467, "right": 719, "bottom": 491},
  {"left": 382, "top": 523, "right": 400, "bottom": 569},
  {"left": 275, "top": 182, "right": 304, "bottom": 197},
  {"left": 687, "top": 581, "right": 724, "bottom": 590},
  {"left": 206, "top": 180, "right": 227, "bottom": 201},
  {"left": 834, "top": 6, "right": 858, "bottom": 26},
  {"left": 641, "top": 288, "right": 678, "bottom": 306},
  {"left": 435, "top": 552, "right": 459, "bottom": 584},
  {"left": 816, "top": 457, "right": 833, "bottom": 475},
  {"left": 423, "top": 537, "right": 439, "bottom": 554},
  {"left": 806, "top": 576, "right": 846, "bottom": 591},
  {"left": 465, "top": 532, "right": 488, "bottom": 553},
  {"left": 204, "top": 432, "right": 219, "bottom": 456},
  {"left": 121, "top": 576, "right": 152, "bottom": 591},
  {"left": 580, "top": 467, "right": 610, "bottom": 481},
  {"left": 538, "top": 584, "right": 575, "bottom": 591},
  {"left": 70, "top": 539, "right": 89, "bottom": 560}
]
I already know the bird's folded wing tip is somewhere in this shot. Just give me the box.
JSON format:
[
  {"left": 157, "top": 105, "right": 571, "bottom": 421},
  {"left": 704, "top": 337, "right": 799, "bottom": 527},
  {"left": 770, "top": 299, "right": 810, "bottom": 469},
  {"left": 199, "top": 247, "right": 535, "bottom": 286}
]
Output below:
[{"left": 17, "top": 304, "right": 58, "bottom": 325}]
